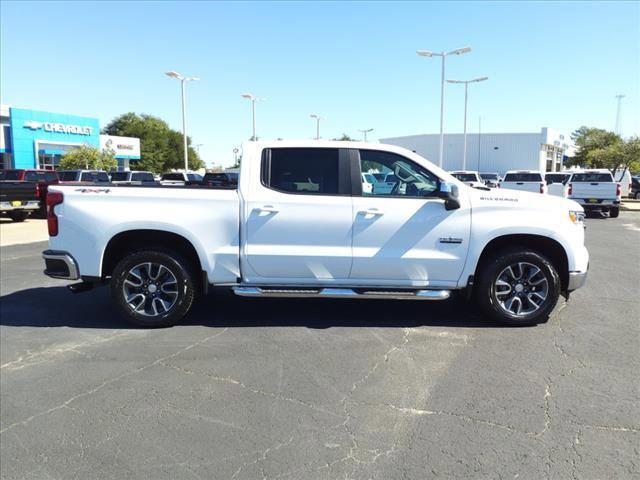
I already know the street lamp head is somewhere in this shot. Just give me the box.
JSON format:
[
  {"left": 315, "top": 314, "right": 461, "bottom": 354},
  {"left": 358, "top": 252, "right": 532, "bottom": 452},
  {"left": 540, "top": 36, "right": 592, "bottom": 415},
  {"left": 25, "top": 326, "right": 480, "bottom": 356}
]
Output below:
[
  {"left": 310, "top": 114, "right": 323, "bottom": 120},
  {"left": 447, "top": 46, "right": 471, "bottom": 56},
  {"left": 416, "top": 50, "right": 434, "bottom": 57},
  {"left": 472, "top": 76, "right": 489, "bottom": 83},
  {"left": 242, "top": 93, "right": 255, "bottom": 100},
  {"left": 165, "top": 71, "right": 184, "bottom": 80},
  {"left": 446, "top": 79, "right": 464, "bottom": 84}
]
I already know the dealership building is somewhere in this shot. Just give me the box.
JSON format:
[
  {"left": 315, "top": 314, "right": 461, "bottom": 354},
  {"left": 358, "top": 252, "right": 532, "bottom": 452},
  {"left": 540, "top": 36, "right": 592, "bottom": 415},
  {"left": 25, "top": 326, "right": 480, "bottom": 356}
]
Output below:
[
  {"left": 381, "top": 128, "right": 574, "bottom": 175},
  {"left": 0, "top": 105, "right": 140, "bottom": 171}
]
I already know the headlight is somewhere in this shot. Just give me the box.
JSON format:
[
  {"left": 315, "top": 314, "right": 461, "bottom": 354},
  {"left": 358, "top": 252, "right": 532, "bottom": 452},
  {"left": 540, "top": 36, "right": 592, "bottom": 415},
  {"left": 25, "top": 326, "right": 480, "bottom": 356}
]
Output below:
[{"left": 569, "top": 210, "right": 585, "bottom": 225}]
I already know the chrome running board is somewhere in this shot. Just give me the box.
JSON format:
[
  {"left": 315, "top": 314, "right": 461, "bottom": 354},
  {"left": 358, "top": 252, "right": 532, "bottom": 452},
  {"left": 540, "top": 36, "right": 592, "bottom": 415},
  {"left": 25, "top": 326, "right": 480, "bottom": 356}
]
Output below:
[{"left": 233, "top": 287, "right": 450, "bottom": 301}]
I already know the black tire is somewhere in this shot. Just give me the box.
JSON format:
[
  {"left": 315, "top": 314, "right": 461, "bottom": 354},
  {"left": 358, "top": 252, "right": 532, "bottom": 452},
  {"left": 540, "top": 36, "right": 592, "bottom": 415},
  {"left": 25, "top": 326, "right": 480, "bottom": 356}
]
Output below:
[
  {"left": 474, "top": 248, "right": 561, "bottom": 326},
  {"left": 8, "top": 211, "right": 30, "bottom": 222},
  {"left": 610, "top": 207, "right": 620, "bottom": 218},
  {"left": 110, "top": 249, "right": 196, "bottom": 327}
]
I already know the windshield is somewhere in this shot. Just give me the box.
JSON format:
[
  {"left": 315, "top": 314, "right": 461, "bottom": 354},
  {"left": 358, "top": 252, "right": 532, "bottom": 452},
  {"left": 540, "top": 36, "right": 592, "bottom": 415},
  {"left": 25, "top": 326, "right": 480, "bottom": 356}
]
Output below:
[
  {"left": 453, "top": 173, "right": 479, "bottom": 182},
  {"left": 187, "top": 174, "right": 203, "bottom": 182},
  {"left": 570, "top": 173, "right": 614, "bottom": 182},
  {"left": 503, "top": 173, "right": 542, "bottom": 182},
  {"left": 110, "top": 172, "right": 129, "bottom": 181}
]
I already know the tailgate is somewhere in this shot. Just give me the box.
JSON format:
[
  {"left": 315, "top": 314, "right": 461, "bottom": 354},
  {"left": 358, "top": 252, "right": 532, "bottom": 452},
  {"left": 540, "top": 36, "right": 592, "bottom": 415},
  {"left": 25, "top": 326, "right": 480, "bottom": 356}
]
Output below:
[
  {"left": 0, "top": 182, "right": 38, "bottom": 202},
  {"left": 570, "top": 182, "right": 617, "bottom": 200}
]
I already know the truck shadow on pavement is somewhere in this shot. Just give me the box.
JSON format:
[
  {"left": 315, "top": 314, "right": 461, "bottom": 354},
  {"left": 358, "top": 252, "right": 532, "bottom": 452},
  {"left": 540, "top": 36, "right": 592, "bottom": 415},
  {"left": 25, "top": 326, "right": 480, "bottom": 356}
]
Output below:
[{"left": 0, "top": 286, "right": 507, "bottom": 329}]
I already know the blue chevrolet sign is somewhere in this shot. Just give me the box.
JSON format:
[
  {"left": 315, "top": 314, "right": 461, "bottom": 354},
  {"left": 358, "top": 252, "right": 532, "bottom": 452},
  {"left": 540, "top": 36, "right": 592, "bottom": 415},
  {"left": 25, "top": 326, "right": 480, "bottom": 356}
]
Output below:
[{"left": 9, "top": 107, "right": 100, "bottom": 169}]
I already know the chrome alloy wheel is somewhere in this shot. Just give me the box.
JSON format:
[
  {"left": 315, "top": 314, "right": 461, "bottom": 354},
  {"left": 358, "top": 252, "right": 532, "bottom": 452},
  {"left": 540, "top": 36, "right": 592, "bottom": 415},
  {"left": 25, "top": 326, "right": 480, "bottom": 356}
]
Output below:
[
  {"left": 494, "top": 262, "right": 549, "bottom": 317},
  {"left": 122, "top": 262, "right": 179, "bottom": 317}
]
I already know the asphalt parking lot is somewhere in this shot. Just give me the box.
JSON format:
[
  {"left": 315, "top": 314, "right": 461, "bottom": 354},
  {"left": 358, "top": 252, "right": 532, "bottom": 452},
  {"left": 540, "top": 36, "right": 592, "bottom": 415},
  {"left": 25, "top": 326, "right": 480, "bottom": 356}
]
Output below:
[{"left": 1, "top": 213, "right": 638, "bottom": 479}]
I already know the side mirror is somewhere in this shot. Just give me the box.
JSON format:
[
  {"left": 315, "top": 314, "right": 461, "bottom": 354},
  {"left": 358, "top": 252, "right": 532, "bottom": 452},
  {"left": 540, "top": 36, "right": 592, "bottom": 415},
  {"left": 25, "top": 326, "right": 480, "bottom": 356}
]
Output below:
[{"left": 437, "top": 182, "right": 461, "bottom": 210}]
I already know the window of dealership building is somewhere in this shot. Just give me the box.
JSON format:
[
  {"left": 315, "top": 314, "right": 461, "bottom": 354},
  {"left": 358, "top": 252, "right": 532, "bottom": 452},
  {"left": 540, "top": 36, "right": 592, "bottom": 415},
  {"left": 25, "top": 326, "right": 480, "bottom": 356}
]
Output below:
[{"left": 0, "top": 105, "right": 140, "bottom": 171}]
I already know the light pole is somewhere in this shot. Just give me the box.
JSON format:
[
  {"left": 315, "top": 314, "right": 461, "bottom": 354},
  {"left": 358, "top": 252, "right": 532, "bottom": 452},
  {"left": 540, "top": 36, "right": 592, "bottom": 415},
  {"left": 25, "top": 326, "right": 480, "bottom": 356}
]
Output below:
[
  {"left": 165, "top": 71, "right": 199, "bottom": 172},
  {"left": 358, "top": 128, "right": 374, "bottom": 142},
  {"left": 416, "top": 46, "right": 471, "bottom": 168},
  {"left": 241, "top": 94, "right": 265, "bottom": 141},
  {"left": 615, "top": 94, "right": 625, "bottom": 135},
  {"left": 447, "top": 76, "right": 488, "bottom": 171},
  {"left": 310, "top": 114, "right": 324, "bottom": 140}
]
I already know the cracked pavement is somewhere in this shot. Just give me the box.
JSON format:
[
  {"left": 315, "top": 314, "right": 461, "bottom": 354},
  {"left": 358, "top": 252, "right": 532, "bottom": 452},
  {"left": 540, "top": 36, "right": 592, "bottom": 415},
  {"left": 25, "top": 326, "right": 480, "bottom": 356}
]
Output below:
[{"left": 1, "top": 213, "right": 638, "bottom": 479}]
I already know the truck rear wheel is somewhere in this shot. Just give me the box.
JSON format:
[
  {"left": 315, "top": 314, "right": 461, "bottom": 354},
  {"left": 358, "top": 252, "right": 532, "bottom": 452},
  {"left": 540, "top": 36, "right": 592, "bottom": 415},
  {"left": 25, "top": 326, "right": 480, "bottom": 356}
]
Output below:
[
  {"left": 8, "top": 211, "right": 30, "bottom": 222},
  {"left": 474, "top": 248, "right": 561, "bottom": 326},
  {"left": 610, "top": 207, "right": 620, "bottom": 218},
  {"left": 111, "top": 250, "right": 196, "bottom": 327}
]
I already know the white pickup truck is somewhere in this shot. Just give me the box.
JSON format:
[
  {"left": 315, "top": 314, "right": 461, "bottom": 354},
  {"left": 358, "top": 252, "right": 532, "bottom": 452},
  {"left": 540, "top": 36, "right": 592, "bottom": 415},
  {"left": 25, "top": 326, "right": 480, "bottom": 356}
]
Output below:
[
  {"left": 42, "top": 141, "right": 589, "bottom": 327},
  {"left": 567, "top": 170, "right": 621, "bottom": 217},
  {"left": 500, "top": 171, "right": 547, "bottom": 194}
]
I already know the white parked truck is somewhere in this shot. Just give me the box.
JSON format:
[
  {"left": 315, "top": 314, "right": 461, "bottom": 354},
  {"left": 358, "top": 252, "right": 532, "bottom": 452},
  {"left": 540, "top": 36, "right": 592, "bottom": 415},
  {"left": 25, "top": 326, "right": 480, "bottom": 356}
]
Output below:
[
  {"left": 42, "top": 141, "right": 589, "bottom": 327},
  {"left": 500, "top": 171, "right": 547, "bottom": 194},
  {"left": 567, "top": 170, "right": 621, "bottom": 217},
  {"left": 449, "top": 171, "right": 485, "bottom": 189}
]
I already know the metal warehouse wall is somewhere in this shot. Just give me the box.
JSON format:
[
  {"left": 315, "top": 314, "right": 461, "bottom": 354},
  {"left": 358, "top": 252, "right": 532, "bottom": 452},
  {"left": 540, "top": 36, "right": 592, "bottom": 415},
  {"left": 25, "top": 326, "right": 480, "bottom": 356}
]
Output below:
[{"left": 381, "top": 132, "right": 545, "bottom": 175}]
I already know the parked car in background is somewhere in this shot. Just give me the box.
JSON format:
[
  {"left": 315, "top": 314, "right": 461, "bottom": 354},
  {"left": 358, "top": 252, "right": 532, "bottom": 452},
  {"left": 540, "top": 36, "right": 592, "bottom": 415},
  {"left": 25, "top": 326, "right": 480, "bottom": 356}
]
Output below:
[
  {"left": 201, "top": 172, "right": 239, "bottom": 188},
  {"left": 479, "top": 172, "right": 501, "bottom": 188},
  {"left": 449, "top": 171, "right": 485, "bottom": 188},
  {"left": 373, "top": 172, "right": 400, "bottom": 195},
  {"left": 0, "top": 169, "right": 59, "bottom": 215},
  {"left": 110, "top": 171, "right": 157, "bottom": 185},
  {"left": 631, "top": 176, "right": 640, "bottom": 199},
  {"left": 545, "top": 173, "right": 571, "bottom": 185},
  {"left": 43, "top": 140, "right": 589, "bottom": 328},
  {"left": 545, "top": 172, "right": 571, "bottom": 198},
  {"left": 500, "top": 171, "right": 546, "bottom": 194},
  {"left": 160, "top": 172, "right": 203, "bottom": 186},
  {"left": 0, "top": 181, "right": 41, "bottom": 221},
  {"left": 567, "top": 170, "right": 621, "bottom": 217},
  {"left": 58, "top": 170, "right": 111, "bottom": 184},
  {"left": 361, "top": 173, "right": 376, "bottom": 194},
  {"left": 613, "top": 168, "right": 632, "bottom": 198}
]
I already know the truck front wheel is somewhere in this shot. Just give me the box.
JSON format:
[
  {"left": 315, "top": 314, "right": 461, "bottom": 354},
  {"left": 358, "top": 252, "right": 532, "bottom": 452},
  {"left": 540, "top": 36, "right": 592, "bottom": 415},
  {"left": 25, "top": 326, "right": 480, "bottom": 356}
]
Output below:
[
  {"left": 474, "top": 249, "right": 561, "bottom": 326},
  {"left": 111, "top": 250, "right": 196, "bottom": 327}
]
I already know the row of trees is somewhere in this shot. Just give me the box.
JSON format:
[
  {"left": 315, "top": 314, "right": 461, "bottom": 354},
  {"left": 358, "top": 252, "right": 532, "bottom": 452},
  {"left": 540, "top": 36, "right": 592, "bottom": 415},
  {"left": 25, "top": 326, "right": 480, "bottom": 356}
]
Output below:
[
  {"left": 567, "top": 127, "right": 639, "bottom": 176},
  {"left": 60, "top": 113, "right": 205, "bottom": 173}
]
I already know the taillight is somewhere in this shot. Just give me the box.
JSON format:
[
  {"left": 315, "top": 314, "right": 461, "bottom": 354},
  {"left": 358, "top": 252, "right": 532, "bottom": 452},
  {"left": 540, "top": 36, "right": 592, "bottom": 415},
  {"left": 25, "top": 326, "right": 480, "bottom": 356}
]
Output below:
[
  {"left": 616, "top": 183, "right": 621, "bottom": 197},
  {"left": 540, "top": 183, "right": 546, "bottom": 194},
  {"left": 35, "top": 183, "right": 41, "bottom": 198},
  {"left": 46, "top": 191, "right": 63, "bottom": 236},
  {"left": 568, "top": 183, "right": 573, "bottom": 196}
]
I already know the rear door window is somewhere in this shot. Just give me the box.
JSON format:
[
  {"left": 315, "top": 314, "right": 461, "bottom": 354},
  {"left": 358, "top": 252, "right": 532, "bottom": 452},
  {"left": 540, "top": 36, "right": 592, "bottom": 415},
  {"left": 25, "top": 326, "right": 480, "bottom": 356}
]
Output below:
[{"left": 264, "top": 148, "right": 340, "bottom": 195}]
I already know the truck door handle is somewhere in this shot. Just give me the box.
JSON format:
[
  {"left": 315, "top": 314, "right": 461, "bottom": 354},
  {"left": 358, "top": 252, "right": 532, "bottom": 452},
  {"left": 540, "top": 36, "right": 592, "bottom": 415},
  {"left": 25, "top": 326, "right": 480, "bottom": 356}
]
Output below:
[
  {"left": 256, "top": 205, "right": 279, "bottom": 214},
  {"left": 359, "top": 208, "right": 384, "bottom": 216}
]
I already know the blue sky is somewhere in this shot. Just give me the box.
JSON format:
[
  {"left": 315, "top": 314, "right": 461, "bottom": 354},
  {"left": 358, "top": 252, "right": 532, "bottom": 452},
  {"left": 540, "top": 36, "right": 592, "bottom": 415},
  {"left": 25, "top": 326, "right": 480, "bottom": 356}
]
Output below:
[{"left": 2, "top": 1, "right": 638, "bottom": 167}]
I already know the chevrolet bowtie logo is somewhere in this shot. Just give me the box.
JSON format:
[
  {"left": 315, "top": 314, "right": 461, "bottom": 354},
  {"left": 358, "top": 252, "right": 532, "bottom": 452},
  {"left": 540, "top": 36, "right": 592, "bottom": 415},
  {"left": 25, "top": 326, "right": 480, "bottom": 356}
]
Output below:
[{"left": 23, "top": 120, "right": 43, "bottom": 130}]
